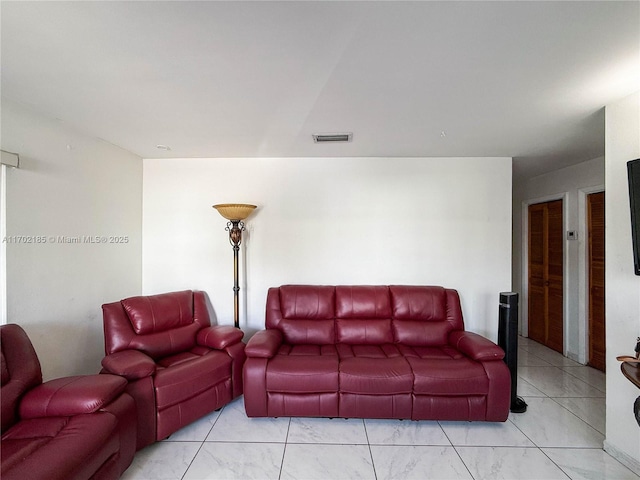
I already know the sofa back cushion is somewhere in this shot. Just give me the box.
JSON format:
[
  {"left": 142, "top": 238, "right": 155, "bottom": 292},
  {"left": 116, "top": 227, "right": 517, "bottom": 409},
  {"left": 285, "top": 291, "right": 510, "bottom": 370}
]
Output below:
[
  {"left": 266, "top": 285, "right": 466, "bottom": 347},
  {"left": 266, "top": 285, "right": 336, "bottom": 344},
  {"left": 391, "top": 286, "right": 464, "bottom": 345},
  {"left": 0, "top": 324, "right": 43, "bottom": 433},
  {"left": 103, "top": 290, "right": 211, "bottom": 358},
  {"left": 1, "top": 352, "right": 9, "bottom": 386},
  {"left": 335, "top": 286, "right": 393, "bottom": 344},
  {"left": 122, "top": 291, "right": 194, "bottom": 335}
]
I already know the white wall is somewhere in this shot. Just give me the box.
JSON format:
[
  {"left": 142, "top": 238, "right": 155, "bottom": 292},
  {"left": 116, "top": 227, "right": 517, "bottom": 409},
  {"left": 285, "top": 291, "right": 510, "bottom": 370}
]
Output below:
[
  {"left": 1, "top": 99, "right": 143, "bottom": 380},
  {"left": 512, "top": 156, "right": 605, "bottom": 363},
  {"left": 143, "top": 156, "right": 512, "bottom": 339},
  {"left": 604, "top": 91, "right": 640, "bottom": 472}
]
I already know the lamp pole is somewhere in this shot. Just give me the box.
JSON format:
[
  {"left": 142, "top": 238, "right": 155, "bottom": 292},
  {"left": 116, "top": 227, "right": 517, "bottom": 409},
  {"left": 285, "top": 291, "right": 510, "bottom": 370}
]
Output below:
[
  {"left": 227, "top": 219, "right": 244, "bottom": 329},
  {"left": 213, "top": 204, "right": 256, "bottom": 329}
]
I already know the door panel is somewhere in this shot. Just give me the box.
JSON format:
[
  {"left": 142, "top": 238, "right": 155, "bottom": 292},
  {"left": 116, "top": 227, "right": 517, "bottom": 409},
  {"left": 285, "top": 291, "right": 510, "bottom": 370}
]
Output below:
[
  {"left": 528, "top": 204, "right": 546, "bottom": 345},
  {"left": 546, "top": 200, "right": 564, "bottom": 353},
  {"left": 588, "top": 192, "right": 606, "bottom": 372},
  {"left": 528, "top": 200, "right": 564, "bottom": 353}
]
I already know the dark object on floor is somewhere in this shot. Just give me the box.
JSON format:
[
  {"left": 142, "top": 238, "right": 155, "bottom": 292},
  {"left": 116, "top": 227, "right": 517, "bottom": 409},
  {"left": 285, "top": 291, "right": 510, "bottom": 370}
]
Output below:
[{"left": 497, "top": 292, "right": 527, "bottom": 413}]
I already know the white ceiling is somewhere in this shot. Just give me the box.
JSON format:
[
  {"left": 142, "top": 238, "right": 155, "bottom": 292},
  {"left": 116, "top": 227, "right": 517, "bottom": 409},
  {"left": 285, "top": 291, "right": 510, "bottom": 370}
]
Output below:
[{"left": 2, "top": 1, "right": 639, "bottom": 179}]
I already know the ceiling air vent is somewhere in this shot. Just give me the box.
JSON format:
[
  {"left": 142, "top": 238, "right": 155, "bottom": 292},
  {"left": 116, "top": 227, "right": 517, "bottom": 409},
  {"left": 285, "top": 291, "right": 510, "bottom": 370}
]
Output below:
[{"left": 312, "top": 133, "right": 353, "bottom": 143}]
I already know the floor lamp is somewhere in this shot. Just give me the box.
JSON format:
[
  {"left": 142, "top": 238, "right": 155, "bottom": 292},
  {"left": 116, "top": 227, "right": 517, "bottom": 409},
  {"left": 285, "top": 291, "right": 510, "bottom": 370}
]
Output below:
[{"left": 212, "top": 203, "right": 257, "bottom": 328}]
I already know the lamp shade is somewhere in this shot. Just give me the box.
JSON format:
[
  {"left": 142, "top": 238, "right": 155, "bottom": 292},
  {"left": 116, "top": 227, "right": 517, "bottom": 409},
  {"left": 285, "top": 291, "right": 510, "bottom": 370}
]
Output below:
[{"left": 213, "top": 203, "right": 257, "bottom": 221}]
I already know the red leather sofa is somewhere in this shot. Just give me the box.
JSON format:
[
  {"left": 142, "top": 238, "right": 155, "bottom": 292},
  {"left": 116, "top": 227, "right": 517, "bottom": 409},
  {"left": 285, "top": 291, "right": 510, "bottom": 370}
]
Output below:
[
  {"left": 1, "top": 324, "right": 136, "bottom": 480},
  {"left": 244, "top": 285, "right": 510, "bottom": 421},
  {"left": 101, "top": 290, "right": 246, "bottom": 449}
]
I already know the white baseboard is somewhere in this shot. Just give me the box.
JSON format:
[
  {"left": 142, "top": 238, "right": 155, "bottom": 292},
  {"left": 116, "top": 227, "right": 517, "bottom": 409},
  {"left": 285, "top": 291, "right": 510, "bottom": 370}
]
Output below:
[
  {"left": 566, "top": 350, "right": 581, "bottom": 364},
  {"left": 604, "top": 440, "right": 640, "bottom": 475}
]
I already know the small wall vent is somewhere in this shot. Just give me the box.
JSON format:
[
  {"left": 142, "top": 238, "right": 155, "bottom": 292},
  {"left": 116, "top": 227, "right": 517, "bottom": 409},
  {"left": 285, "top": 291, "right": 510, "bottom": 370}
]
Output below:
[{"left": 312, "top": 133, "right": 353, "bottom": 143}]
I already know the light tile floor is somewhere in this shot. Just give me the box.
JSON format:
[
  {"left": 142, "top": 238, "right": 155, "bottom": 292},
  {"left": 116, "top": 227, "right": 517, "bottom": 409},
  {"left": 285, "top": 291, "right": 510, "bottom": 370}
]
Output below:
[{"left": 121, "top": 337, "right": 639, "bottom": 479}]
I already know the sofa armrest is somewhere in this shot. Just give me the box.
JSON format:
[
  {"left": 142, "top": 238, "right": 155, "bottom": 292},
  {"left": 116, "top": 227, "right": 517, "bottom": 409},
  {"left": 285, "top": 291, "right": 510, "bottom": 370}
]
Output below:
[
  {"left": 197, "top": 325, "right": 244, "bottom": 350},
  {"left": 245, "top": 329, "right": 283, "bottom": 358},
  {"left": 449, "top": 331, "right": 505, "bottom": 362},
  {"left": 19, "top": 374, "right": 127, "bottom": 419},
  {"left": 101, "top": 350, "right": 156, "bottom": 380}
]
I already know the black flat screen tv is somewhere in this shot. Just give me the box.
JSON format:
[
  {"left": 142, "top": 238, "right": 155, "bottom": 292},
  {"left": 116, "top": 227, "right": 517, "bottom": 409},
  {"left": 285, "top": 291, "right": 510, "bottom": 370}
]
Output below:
[{"left": 628, "top": 158, "right": 640, "bottom": 275}]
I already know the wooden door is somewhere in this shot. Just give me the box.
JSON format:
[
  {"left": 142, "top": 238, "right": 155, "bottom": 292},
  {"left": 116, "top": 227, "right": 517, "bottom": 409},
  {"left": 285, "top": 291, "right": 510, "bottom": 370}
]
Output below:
[
  {"left": 588, "top": 192, "right": 606, "bottom": 371},
  {"left": 528, "top": 200, "right": 564, "bottom": 353}
]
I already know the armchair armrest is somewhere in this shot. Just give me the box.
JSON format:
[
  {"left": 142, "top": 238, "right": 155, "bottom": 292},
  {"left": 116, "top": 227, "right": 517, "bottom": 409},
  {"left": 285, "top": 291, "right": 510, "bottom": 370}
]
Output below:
[
  {"left": 197, "top": 325, "right": 244, "bottom": 349},
  {"left": 449, "top": 331, "right": 505, "bottom": 362},
  {"left": 245, "top": 329, "right": 283, "bottom": 358},
  {"left": 101, "top": 350, "right": 156, "bottom": 380},
  {"left": 19, "top": 374, "right": 127, "bottom": 419}
]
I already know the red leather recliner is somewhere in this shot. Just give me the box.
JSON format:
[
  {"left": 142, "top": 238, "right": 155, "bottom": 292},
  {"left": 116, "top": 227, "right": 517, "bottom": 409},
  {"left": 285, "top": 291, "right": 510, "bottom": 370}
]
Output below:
[
  {"left": 1, "top": 324, "right": 137, "bottom": 480},
  {"left": 244, "top": 285, "right": 510, "bottom": 421},
  {"left": 101, "top": 290, "right": 246, "bottom": 449}
]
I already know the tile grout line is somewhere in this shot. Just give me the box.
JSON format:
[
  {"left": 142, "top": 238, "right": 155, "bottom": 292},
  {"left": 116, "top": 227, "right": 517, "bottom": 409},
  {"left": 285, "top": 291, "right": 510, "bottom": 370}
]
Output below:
[
  {"left": 536, "top": 448, "right": 579, "bottom": 480},
  {"left": 362, "top": 419, "right": 379, "bottom": 480},
  {"left": 518, "top": 365, "right": 604, "bottom": 398},
  {"left": 514, "top": 340, "right": 613, "bottom": 477},
  {"left": 506, "top": 414, "right": 538, "bottom": 447},
  {"left": 180, "top": 408, "right": 224, "bottom": 480},
  {"left": 439, "top": 420, "right": 477, "bottom": 480},
  {"left": 449, "top": 445, "right": 477, "bottom": 479},
  {"left": 516, "top": 344, "right": 605, "bottom": 445},
  {"left": 547, "top": 395, "right": 606, "bottom": 438},
  {"left": 512, "top": 343, "right": 587, "bottom": 479},
  {"left": 278, "top": 417, "right": 292, "bottom": 480},
  {"left": 559, "top": 366, "right": 606, "bottom": 392}
]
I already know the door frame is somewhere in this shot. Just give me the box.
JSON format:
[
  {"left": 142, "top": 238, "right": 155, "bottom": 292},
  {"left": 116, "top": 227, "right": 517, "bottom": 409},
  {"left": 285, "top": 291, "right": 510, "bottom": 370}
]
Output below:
[
  {"left": 521, "top": 193, "right": 569, "bottom": 355},
  {"left": 1, "top": 164, "right": 7, "bottom": 325},
  {"left": 578, "top": 185, "right": 605, "bottom": 365}
]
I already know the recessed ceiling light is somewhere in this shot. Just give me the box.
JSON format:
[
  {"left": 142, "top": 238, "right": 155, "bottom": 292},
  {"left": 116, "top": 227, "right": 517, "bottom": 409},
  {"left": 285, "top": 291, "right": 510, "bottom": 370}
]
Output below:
[
  {"left": 156, "top": 144, "right": 171, "bottom": 151},
  {"left": 312, "top": 133, "right": 353, "bottom": 143}
]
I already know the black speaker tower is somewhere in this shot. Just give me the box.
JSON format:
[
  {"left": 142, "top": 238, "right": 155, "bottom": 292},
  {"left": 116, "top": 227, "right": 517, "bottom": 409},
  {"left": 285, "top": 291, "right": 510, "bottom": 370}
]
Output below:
[{"left": 498, "top": 292, "right": 527, "bottom": 413}]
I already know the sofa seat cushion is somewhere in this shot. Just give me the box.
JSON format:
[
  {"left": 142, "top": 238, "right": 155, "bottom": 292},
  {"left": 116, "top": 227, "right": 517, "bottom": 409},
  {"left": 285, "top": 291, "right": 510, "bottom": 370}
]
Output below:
[
  {"left": 2, "top": 417, "right": 69, "bottom": 470},
  {"left": 408, "top": 357, "right": 489, "bottom": 395},
  {"left": 266, "top": 355, "right": 339, "bottom": 393},
  {"left": 158, "top": 350, "right": 204, "bottom": 368},
  {"left": 336, "top": 343, "right": 402, "bottom": 359},
  {"left": 1, "top": 413, "right": 119, "bottom": 480},
  {"left": 277, "top": 344, "right": 338, "bottom": 356},
  {"left": 340, "top": 357, "right": 413, "bottom": 394},
  {"left": 154, "top": 351, "right": 231, "bottom": 409},
  {"left": 398, "top": 345, "right": 464, "bottom": 360}
]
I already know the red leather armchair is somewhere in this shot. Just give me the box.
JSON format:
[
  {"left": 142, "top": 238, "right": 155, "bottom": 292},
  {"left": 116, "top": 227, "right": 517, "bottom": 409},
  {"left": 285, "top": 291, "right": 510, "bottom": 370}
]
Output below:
[
  {"left": 101, "top": 290, "right": 246, "bottom": 449},
  {"left": 1, "top": 324, "right": 136, "bottom": 480}
]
